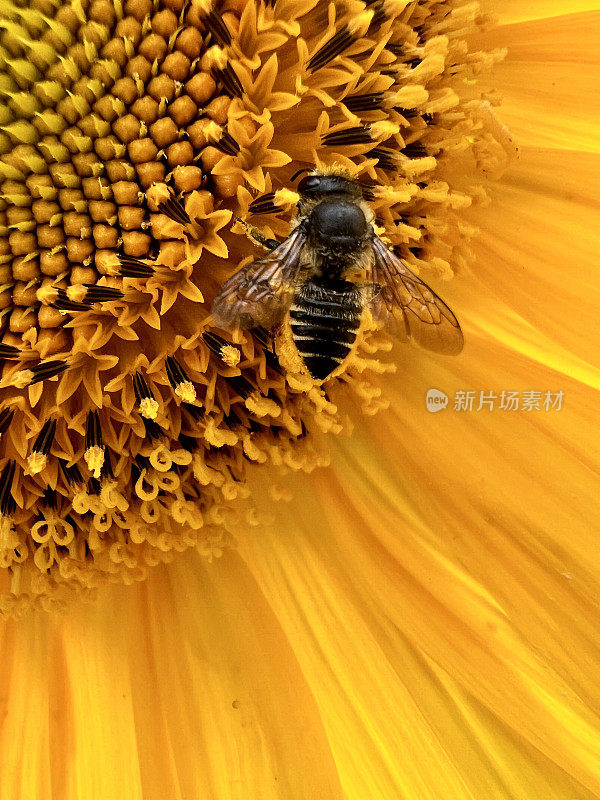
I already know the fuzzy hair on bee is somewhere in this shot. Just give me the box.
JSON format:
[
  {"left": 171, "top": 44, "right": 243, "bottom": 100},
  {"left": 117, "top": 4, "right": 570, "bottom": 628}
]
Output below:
[{"left": 211, "top": 166, "right": 463, "bottom": 383}]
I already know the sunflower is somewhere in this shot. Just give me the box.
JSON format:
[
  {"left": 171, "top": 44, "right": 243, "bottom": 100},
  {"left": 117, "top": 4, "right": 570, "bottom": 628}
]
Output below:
[
  {"left": 0, "top": 0, "right": 507, "bottom": 609},
  {"left": 1, "top": 0, "right": 600, "bottom": 796}
]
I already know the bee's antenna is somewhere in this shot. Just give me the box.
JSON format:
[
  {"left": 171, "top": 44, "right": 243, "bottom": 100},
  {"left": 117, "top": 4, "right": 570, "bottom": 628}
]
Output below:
[{"left": 290, "top": 168, "right": 313, "bottom": 182}]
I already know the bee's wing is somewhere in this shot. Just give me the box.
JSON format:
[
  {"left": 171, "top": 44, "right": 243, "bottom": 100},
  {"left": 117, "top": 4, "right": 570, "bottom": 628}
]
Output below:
[
  {"left": 211, "top": 227, "right": 307, "bottom": 330},
  {"left": 370, "top": 236, "right": 464, "bottom": 354}
]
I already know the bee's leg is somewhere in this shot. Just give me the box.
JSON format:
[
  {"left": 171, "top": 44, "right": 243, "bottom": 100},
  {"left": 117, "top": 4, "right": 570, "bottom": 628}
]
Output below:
[{"left": 236, "top": 218, "right": 280, "bottom": 251}]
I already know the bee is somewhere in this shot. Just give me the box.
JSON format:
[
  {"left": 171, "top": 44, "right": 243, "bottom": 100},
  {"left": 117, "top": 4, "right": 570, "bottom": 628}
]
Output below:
[{"left": 211, "top": 168, "right": 463, "bottom": 382}]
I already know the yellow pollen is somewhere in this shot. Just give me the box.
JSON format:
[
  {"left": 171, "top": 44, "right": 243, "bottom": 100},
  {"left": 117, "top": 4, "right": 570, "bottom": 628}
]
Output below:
[
  {"left": 139, "top": 398, "right": 159, "bottom": 420},
  {"left": 147, "top": 182, "right": 173, "bottom": 211},
  {"left": 245, "top": 394, "right": 281, "bottom": 418},
  {"left": 27, "top": 452, "right": 47, "bottom": 475},
  {"left": 175, "top": 382, "right": 197, "bottom": 403},
  {"left": 84, "top": 446, "right": 105, "bottom": 480},
  {"left": 274, "top": 188, "right": 300, "bottom": 208},
  {"left": 8, "top": 371, "right": 33, "bottom": 390},
  {"left": 370, "top": 121, "right": 400, "bottom": 140},
  {"left": 347, "top": 11, "right": 374, "bottom": 37},
  {"left": 220, "top": 345, "right": 241, "bottom": 367}
]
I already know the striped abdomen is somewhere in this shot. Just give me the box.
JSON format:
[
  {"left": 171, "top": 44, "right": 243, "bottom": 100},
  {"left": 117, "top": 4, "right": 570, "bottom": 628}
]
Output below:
[{"left": 289, "top": 279, "right": 363, "bottom": 380}]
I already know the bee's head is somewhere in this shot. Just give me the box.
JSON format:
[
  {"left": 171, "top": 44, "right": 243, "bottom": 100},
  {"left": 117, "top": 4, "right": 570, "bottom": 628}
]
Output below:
[{"left": 295, "top": 171, "right": 362, "bottom": 201}]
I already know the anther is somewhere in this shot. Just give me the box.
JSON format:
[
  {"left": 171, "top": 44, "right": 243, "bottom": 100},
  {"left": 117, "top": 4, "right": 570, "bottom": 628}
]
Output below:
[
  {"left": 369, "top": 3, "right": 387, "bottom": 29},
  {"left": 264, "top": 349, "right": 283, "bottom": 374},
  {"left": 402, "top": 142, "right": 429, "bottom": 158},
  {"left": 181, "top": 401, "right": 204, "bottom": 421},
  {"left": 59, "top": 458, "right": 83, "bottom": 486},
  {"left": 212, "top": 63, "right": 244, "bottom": 98},
  {"left": 157, "top": 195, "right": 191, "bottom": 225},
  {"left": 203, "top": 10, "right": 232, "bottom": 47},
  {"left": 27, "top": 419, "right": 57, "bottom": 475},
  {"left": 394, "top": 107, "right": 421, "bottom": 118},
  {"left": 386, "top": 43, "right": 404, "bottom": 56},
  {"left": 307, "top": 27, "right": 355, "bottom": 72},
  {"left": 29, "top": 360, "right": 68, "bottom": 384},
  {"left": 322, "top": 126, "right": 374, "bottom": 147},
  {"left": 214, "top": 130, "right": 240, "bottom": 156},
  {"left": 0, "top": 460, "right": 16, "bottom": 516},
  {"left": 202, "top": 332, "right": 241, "bottom": 367},
  {"left": 252, "top": 327, "right": 272, "bottom": 349},
  {"left": 79, "top": 284, "right": 124, "bottom": 303},
  {"left": 248, "top": 192, "right": 282, "bottom": 215},
  {"left": 133, "top": 372, "right": 159, "bottom": 419},
  {"left": 118, "top": 256, "right": 156, "bottom": 278},
  {"left": 84, "top": 410, "right": 105, "bottom": 479},
  {"left": 369, "top": 147, "right": 396, "bottom": 171},
  {"left": 224, "top": 374, "right": 255, "bottom": 400},
  {"left": 143, "top": 417, "right": 162, "bottom": 441},
  {"left": 0, "top": 408, "right": 14, "bottom": 437},
  {"left": 42, "top": 486, "right": 57, "bottom": 510},
  {"left": 166, "top": 356, "right": 196, "bottom": 402},
  {"left": 224, "top": 409, "right": 242, "bottom": 430},
  {"left": 0, "top": 344, "right": 20, "bottom": 360},
  {"left": 178, "top": 433, "right": 198, "bottom": 452},
  {"left": 344, "top": 93, "right": 385, "bottom": 113}
]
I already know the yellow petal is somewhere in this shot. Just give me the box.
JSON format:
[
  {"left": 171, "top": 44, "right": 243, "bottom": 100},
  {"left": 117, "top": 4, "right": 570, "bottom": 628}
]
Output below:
[
  {"left": 476, "top": 12, "right": 600, "bottom": 152},
  {"left": 0, "top": 553, "right": 345, "bottom": 799}
]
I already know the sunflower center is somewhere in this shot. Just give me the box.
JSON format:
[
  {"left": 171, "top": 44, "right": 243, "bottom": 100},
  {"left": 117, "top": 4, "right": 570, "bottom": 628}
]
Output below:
[{"left": 0, "top": 0, "right": 509, "bottom": 613}]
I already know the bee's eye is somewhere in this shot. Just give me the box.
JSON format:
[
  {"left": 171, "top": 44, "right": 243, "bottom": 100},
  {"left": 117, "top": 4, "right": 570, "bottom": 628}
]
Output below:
[{"left": 297, "top": 175, "right": 322, "bottom": 195}]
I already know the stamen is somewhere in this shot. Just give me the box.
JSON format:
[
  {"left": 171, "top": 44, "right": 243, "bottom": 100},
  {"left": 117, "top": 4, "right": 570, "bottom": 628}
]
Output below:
[
  {"left": 253, "top": 327, "right": 272, "bottom": 349},
  {"left": 360, "top": 183, "right": 377, "bottom": 201},
  {"left": 322, "top": 126, "right": 374, "bottom": 146},
  {"left": 344, "top": 92, "right": 386, "bottom": 112},
  {"left": 27, "top": 419, "right": 57, "bottom": 475},
  {"left": 79, "top": 284, "right": 124, "bottom": 303},
  {"left": 59, "top": 459, "right": 83, "bottom": 486},
  {"left": 52, "top": 288, "right": 90, "bottom": 312},
  {"left": 403, "top": 142, "right": 429, "bottom": 158},
  {"left": 393, "top": 107, "right": 421, "bottom": 118},
  {"left": 133, "top": 372, "right": 159, "bottom": 419},
  {"left": 178, "top": 433, "right": 198, "bottom": 452},
  {"left": 307, "top": 27, "right": 355, "bottom": 72},
  {"left": 181, "top": 401, "right": 204, "bottom": 421},
  {"left": 214, "top": 130, "right": 240, "bottom": 156},
  {"left": 166, "top": 356, "right": 196, "bottom": 402},
  {"left": 29, "top": 360, "right": 68, "bottom": 384},
  {"left": 118, "top": 256, "right": 156, "bottom": 278},
  {"left": 0, "top": 460, "right": 16, "bottom": 516},
  {"left": 202, "top": 332, "right": 241, "bottom": 366},
  {"left": 248, "top": 193, "right": 283, "bottom": 215},
  {"left": 386, "top": 43, "right": 404, "bottom": 56},
  {"left": 0, "top": 344, "right": 20, "bottom": 360},
  {"left": 157, "top": 196, "right": 191, "bottom": 225},
  {"left": 224, "top": 409, "right": 243, "bottom": 429},
  {"left": 143, "top": 417, "right": 162, "bottom": 441},
  {"left": 0, "top": 408, "right": 14, "bottom": 437},
  {"left": 369, "top": 147, "right": 397, "bottom": 171},
  {"left": 52, "top": 284, "right": 125, "bottom": 311},
  {"left": 368, "top": 3, "right": 387, "bottom": 30},
  {"left": 225, "top": 374, "right": 256, "bottom": 400},
  {"left": 42, "top": 486, "right": 56, "bottom": 509},
  {"left": 212, "top": 63, "right": 244, "bottom": 98},
  {"left": 203, "top": 10, "right": 232, "bottom": 47},
  {"left": 84, "top": 410, "right": 105, "bottom": 479},
  {"left": 264, "top": 349, "right": 283, "bottom": 374}
]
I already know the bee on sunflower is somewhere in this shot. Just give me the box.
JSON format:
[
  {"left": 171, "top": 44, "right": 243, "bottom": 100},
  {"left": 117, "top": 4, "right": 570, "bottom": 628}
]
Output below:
[
  {"left": 0, "top": 0, "right": 511, "bottom": 611},
  {"left": 1, "top": 0, "right": 600, "bottom": 798}
]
